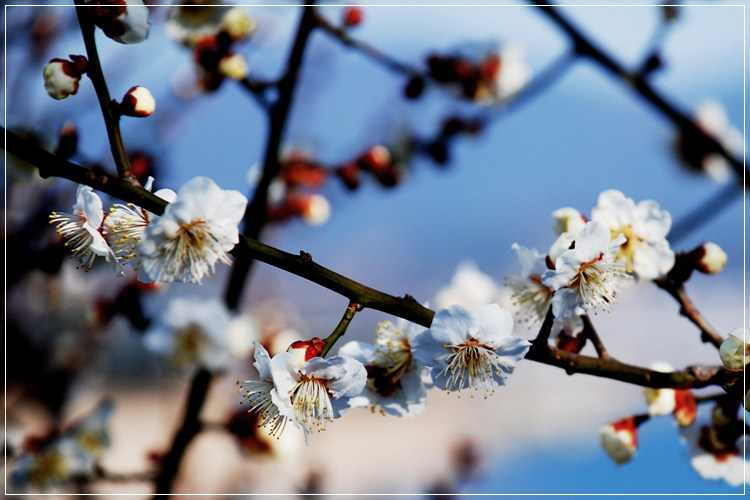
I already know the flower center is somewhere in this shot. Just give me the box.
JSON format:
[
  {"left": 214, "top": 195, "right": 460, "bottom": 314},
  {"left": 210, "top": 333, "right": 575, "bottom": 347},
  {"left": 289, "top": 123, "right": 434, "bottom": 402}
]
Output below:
[
  {"left": 237, "top": 379, "right": 288, "bottom": 438},
  {"left": 437, "top": 338, "right": 510, "bottom": 396},
  {"left": 172, "top": 323, "right": 207, "bottom": 367},
  {"left": 290, "top": 375, "right": 333, "bottom": 433},
  {"left": 27, "top": 450, "right": 68, "bottom": 486}
]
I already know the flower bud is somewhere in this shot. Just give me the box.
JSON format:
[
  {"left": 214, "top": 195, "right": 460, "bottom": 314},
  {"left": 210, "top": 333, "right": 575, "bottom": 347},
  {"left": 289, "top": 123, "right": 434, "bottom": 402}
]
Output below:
[
  {"left": 218, "top": 53, "right": 249, "bottom": 80},
  {"left": 673, "top": 389, "right": 697, "bottom": 427},
  {"left": 692, "top": 241, "right": 727, "bottom": 274},
  {"left": 300, "top": 194, "right": 331, "bottom": 226},
  {"left": 43, "top": 56, "right": 87, "bottom": 100},
  {"left": 116, "top": 86, "right": 155, "bottom": 117},
  {"left": 552, "top": 207, "right": 587, "bottom": 236},
  {"left": 87, "top": 0, "right": 151, "bottom": 45},
  {"left": 222, "top": 7, "right": 256, "bottom": 40},
  {"left": 719, "top": 327, "right": 749, "bottom": 371},
  {"left": 642, "top": 361, "right": 676, "bottom": 416},
  {"left": 343, "top": 5, "right": 363, "bottom": 27},
  {"left": 600, "top": 416, "right": 637, "bottom": 464},
  {"left": 288, "top": 337, "right": 326, "bottom": 365},
  {"left": 358, "top": 145, "right": 391, "bottom": 172}
]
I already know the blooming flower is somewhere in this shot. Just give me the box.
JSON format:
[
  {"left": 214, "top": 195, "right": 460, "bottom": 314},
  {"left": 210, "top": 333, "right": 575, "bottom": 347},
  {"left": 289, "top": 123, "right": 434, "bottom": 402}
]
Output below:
[
  {"left": 50, "top": 185, "right": 123, "bottom": 276},
  {"left": 542, "top": 221, "right": 631, "bottom": 319},
  {"left": 719, "top": 327, "right": 749, "bottom": 371},
  {"left": 237, "top": 341, "right": 295, "bottom": 438},
  {"left": 43, "top": 56, "right": 87, "bottom": 100},
  {"left": 590, "top": 190, "right": 674, "bottom": 281},
  {"left": 600, "top": 416, "right": 637, "bottom": 465},
  {"left": 435, "top": 261, "right": 503, "bottom": 310},
  {"left": 505, "top": 243, "right": 553, "bottom": 325},
  {"left": 339, "top": 318, "right": 430, "bottom": 417},
  {"left": 86, "top": 0, "right": 151, "bottom": 45},
  {"left": 268, "top": 340, "right": 367, "bottom": 443},
  {"left": 166, "top": 2, "right": 254, "bottom": 47},
  {"left": 136, "top": 176, "right": 247, "bottom": 284},
  {"left": 411, "top": 304, "right": 531, "bottom": 395},
  {"left": 143, "top": 296, "right": 234, "bottom": 372}
]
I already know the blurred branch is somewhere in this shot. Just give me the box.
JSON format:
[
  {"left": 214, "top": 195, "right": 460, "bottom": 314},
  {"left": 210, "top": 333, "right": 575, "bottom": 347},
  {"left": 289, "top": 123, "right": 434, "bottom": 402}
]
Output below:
[
  {"left": 668, "top": 182, "right": 742, "bottom": 245},
  {"left": 92, "top": 465, "right": 157, "bottom": 483},
  {"left": 529, "top": 0, "right": 747, "bottom": 186},
  {"left": 582, "top": 314, "right": 609, "bottom": 359},
  {"left": 74, "top": 1, "right": 134, "bottom": 180},
  {"left": 2, "top": 127, "right": 731, "bottom": 391},
  {"left": 653, "top": 278, "right": 724, "bottom": 348},
  {"left": 224, "top": 3, "right": 319, "bottom": 310},
  {"left": 237, "top": 76, "right": 274, "bottom": 110}
]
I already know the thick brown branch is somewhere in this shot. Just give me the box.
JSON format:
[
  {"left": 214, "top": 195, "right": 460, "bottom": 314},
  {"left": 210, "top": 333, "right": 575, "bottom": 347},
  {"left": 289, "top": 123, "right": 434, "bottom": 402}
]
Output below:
[{"left": 2, "top": 128, "right": 729, "bottom": 390}]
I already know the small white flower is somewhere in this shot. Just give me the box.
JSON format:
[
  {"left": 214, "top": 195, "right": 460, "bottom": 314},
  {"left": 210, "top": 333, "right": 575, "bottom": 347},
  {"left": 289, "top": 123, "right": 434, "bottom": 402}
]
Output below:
[
  {"left": 591, "top": 189, "right": 674, "bottom": 280},
  {"left": 270, "top": 349, "right": 366, "bottom": 443},
  {"left": 166, "top": 1, "right": 232, "bottom": 47},
  {"left": 50, "top": 185, "right": 123, "bottom": 276},
  {"left": 505, "top": 243, "right": 554, "bottom": 324},
  {"left": 237, "top": 341, "right": 295, "bottom": 438},
  {"left": 411, "top": 304, "right": 531, "bottom": 395},
  {"left": 542, "top": 221, "right": 631, "bottom": 319},
  {"left": 143, "top": 296, "right": 233, "bottom": 372},
  {"left": 600, "top": 417, "right": 637, "bottom": 465},
  {"left": 719, "top": 328, "right": 749, "bottom": 371},
  {"left": 87, "top": 0, "right": 151, "bottom": 44},
  {"left": 136, "top": 176, "right": 247, "bottom": 284},
  {"left": 435, "top": 261, "right": 502, "bottom": 310},
  {"left": 339, "top": 318, "right": 429, "bottom": 417}
]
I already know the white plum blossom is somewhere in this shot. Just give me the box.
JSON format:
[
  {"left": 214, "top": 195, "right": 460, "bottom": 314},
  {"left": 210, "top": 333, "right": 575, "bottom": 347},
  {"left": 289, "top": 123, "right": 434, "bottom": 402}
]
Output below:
[
  {"left": 552, "top": 207, "right": 587, "bottom": 236},
  {"left": 166, "top": 3, "right": 255, "bottom": 47},
  {"left": 600, "top": 416, "right": 637, "bottom": 465},
  {"left": 50, "top": 185, "right": 123, "bottom": 276},
  {"left": 136, "top": 176, "right": 247, "bottom": 284},
  {"left": 492, "top": 43, "right": 531, "bottom": 101},
  {"left": 591, "top": 190, "right": 674, "bottom": 281},
  {"left": 692, "top": 99, "right": 745, "bottom": 182},
  {"left": 339, "top": 318, "right": 430, "bottom": 417},
  {"left": 270, "top": 347, "right": 367, "bottom": 443},
  {"left": 237, "top": 341, "right": 295, "bottom": 438},
  {"left": 143, "top": 296, "right": 233, "bottom": 372},
  {"left": 505, "top": 243, "right": 554, "bottom": 325},
  {"left": 542, "top": 221, "right": 631, "bottom": 319},
  {"left": 87, "top": 0, "right": 151, "bottom": 44},
  {"left": 434, "top": 261, "right": 502, "bottom": 310},
  {"left": 719, "top": 327, "right": 749, "bottom": 371},
  {"left": 681, "top": 420, "right": 750, "bottom": 486},
  {"left": 411, "top": 304, "right": 531, "bottom": 395}
]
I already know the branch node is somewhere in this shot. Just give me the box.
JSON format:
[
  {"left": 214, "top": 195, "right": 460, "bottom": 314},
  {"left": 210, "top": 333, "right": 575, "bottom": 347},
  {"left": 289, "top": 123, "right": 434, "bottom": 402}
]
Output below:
[{"left": 299, "top": 250, "right": 312, "bottom": 263}]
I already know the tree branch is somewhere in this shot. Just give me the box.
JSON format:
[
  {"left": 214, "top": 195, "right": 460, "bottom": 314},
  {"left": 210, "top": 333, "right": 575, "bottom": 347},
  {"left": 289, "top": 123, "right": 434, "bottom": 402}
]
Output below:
[
  {"left": 74, "top": 1, "right": 133, "bottom": 180},
  {"left": 654, "top": 278, "right": 724, "bottom": 348},
  {"left": 321, "top": 301, "right": 361, "bottom": 357}
]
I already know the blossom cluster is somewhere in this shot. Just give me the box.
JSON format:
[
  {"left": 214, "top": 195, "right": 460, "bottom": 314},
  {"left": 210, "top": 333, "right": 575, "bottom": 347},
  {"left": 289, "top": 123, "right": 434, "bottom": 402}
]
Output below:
[
  {"left": 505, "top": 189, "right": 678, "bottom": 349},
  {"left": 238, "top": 303, "right": 531, "bottom": 443},
  {"left": 49, "top": 176, "right": 247, "bottom": 285}
]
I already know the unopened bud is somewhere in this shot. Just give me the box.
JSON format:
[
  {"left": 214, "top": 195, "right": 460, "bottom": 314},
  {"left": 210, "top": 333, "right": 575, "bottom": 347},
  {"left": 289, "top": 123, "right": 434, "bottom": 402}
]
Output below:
[
  {"left": 117, "top": 86, "right": 155, "bottom": 117},
  {"left": 300, "top": 194, "right": 331, "bottom": 226},
  {"left": 222, "top": 7, "right": 256, "bottom": 40},
  {"left": 43, "top": 56, "right": 87, "bottom": 100},
  {"left": 343, "top": 5, "right": 363, "bottom": 27},
  {"left": 642, "top": 361, "right": 676, "bottom": 416},
  {"left": 359, "top": 145, "right": 391, "bottom": 171},
  {"left": 552, "top": 207, "right": 587, "bottom": 236},
  {"left": 692, "top": 241, "right": 727, "bottom": 274},
  {"left": 87, "top": 0, "right": 151, "bottom": 44},
  {"left": 674, "top": 389, "right": 696, "bottom": 427},
  {"left": 719, "top": 327, "right": 749, "bottom": 371},
  {"left": 288, "top": 337, "right": 326, "bottom": 365},
  {"left": 600, "top": 416, "right": 637, "bottom": 465},
  {"left": 218, "top": 53, "right": 249, "bottom": 80}
]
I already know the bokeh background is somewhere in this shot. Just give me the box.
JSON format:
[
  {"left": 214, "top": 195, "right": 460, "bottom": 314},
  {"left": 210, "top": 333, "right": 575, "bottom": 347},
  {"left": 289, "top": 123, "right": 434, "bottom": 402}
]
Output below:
[{"left": 4, "top": 0, "right": 746, "bottom": 495}]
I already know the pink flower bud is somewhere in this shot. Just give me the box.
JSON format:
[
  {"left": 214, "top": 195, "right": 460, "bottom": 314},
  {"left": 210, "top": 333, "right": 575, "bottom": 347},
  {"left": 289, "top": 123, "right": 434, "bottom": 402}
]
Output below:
[
  {"left": 43, "top": 56, "right": 87, "bottom": 100},
  {"left": 287, "top": 338, "right": 326, "bottom": 366},
  {"left": 116, "top": 86, "right": 155, "bottom": 117}
]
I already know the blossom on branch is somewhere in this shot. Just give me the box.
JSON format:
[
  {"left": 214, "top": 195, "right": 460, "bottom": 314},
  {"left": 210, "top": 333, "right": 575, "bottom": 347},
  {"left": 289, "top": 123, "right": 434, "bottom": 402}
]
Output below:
[
  {"left": 86, "top": 0, "right": 151, "bottom": 45},
  {"left": 116, "top": 86, "right": 155, "bottom": 117},
  {"left": 719, "top": 327, "right": 749, "bottom": 371},
  {"left": 339, "top": 318, "right": 430, "bottom": 417},
  {"left": 43, "top": 56, "right": 87, "bottom": 100},
  {"left": 49, "top": 185, "right": 123, "bottom": 276},
  {"left": 590, "top": 189, "right": 674, "bottom": 281},
  {"left": 136, "top": 176, "right": 247, "bottom": 284},
  {"left": 435, "top": 261, "right": 502, "bottom": 310},
  {"left": 542, "top": 221, "right": 631, "bottom": 319},
  {"left": 505, "top": 243, "right": 553, "bottom": 325},
  {"left": 411, "top": 304, "right": 531, "bottom": 395}
]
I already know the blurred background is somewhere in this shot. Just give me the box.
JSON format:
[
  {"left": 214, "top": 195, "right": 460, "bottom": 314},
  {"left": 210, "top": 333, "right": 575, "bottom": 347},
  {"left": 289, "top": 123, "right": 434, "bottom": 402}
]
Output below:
[{"left": 3, "top": 0, "right": 746, "bottom": 495}]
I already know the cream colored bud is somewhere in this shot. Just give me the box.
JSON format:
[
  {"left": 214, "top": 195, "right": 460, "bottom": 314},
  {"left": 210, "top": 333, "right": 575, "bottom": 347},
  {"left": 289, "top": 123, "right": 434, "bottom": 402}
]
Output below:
[
  {"left": 552, "top": 207, "right": 586, "bottom": 236},
  {"left": 301, "top": 194, "right": 331, "bottom": 226},
  {"left": 43, "top": 60, "right": 81, "bottom": 100},
  {"left": 119, "top": 86, "right": 155, "bottom": 117},
  {"left": 600, "top": 419, "right": 636, "bottom": 465},
  {"left": 222, "top": 7, "right": 256, "bottom": 40},
  {"left": 642, "top": 361, "right": 676, "bottom": 416},
  {"left": 218, "top": 53, "right": 249, "bottom": 80},
  {"left": 695, "top": 242, "right": 727, "bottom": 274},
  {"left": 719, "top": 328, "right": 749, "bottom": 371}
]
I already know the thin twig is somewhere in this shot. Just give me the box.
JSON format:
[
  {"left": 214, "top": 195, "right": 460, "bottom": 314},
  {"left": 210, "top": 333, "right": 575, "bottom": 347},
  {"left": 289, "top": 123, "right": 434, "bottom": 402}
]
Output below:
[
  {"left": 582, "top": 314, "right": 609, "bottom": 359},
  {"left": 74, "top": 1, "right": 133, "bottom": 180},
  {"left": 320, "top": 302, "right": 361, "bottom": 357},
  {"left": 654, "top": 278, "right": 724, "bottom": 348},
  {"left": 668, "top": 182, "right": 742, "bottom": 245}
]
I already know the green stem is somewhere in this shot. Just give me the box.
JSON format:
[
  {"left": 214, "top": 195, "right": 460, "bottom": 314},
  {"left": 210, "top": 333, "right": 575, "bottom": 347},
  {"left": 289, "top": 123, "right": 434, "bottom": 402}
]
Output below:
[
  {"left": 321, "top": 302, "right": 361, "bottom": 357},
  {"left": 74, "top": 1, "right": 133, "bottom": 180}
]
